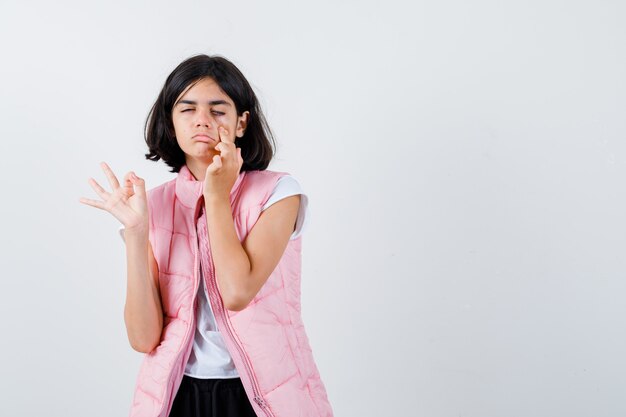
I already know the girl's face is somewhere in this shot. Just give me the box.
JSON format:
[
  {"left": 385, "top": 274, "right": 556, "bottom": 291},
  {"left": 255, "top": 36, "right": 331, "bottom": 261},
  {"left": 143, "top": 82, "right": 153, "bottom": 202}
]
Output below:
[{"left": 171, "top": 77, "right": 249, "bottom": 166}]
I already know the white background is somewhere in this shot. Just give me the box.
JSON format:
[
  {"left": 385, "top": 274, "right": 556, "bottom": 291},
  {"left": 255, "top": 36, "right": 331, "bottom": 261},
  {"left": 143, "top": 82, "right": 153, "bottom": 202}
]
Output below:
[{"left": 1, "top": 1, "right": 625, "bottom": 416}]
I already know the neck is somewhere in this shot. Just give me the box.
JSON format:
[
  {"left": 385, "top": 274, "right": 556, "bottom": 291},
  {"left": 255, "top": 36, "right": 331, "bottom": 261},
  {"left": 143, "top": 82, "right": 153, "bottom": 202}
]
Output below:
[{"left": 185, "top": 158, "right": 210, "bottom": 182}]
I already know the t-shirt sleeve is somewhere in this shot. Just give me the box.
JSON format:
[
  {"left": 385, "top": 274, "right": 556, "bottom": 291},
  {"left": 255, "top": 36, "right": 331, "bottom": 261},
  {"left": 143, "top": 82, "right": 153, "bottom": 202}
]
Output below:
[{"left": 261, "top": 175, "right": 309, "bottom": 240}]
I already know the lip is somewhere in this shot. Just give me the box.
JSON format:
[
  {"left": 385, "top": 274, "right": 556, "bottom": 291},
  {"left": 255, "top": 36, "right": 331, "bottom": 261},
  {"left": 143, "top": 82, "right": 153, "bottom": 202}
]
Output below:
[{"left": 193, "top": 134, "right": 215, "bottom": 142}]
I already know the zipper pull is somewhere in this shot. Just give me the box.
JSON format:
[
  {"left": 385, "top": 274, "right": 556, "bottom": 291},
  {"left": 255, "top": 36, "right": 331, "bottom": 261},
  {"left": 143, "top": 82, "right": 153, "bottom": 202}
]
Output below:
[{"left": 254, "top": 396, "right": 268, "bottom": 409}]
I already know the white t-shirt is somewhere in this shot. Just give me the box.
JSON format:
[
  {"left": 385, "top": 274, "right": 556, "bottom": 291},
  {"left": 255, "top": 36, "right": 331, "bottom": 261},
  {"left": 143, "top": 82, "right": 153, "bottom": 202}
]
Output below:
[{"left": 119, "top": 175, "right": 309, "bottom": 379}]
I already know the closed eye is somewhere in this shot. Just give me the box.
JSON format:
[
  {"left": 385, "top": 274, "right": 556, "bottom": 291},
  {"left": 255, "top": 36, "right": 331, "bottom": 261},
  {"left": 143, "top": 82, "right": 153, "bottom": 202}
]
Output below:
[{"left": 181, "top": 109, "right": 225, "bottom": 116}]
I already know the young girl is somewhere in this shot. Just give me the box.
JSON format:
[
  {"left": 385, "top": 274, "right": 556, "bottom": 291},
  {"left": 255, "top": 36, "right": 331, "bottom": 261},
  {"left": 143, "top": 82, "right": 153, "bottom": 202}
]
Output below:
[{"left": 80, "top": 54, "right": 333, "bottom": 417}]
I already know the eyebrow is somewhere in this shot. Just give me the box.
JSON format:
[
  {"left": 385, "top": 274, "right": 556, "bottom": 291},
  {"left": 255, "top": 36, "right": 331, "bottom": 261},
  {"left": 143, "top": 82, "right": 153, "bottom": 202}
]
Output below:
[{"left": 175, "top": 99, "right": 232, "bottom": 107}]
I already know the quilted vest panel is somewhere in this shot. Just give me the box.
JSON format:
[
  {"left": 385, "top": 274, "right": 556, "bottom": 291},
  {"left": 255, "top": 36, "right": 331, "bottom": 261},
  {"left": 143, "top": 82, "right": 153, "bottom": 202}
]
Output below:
[{"left": 128, "top": 165, "right": 333, "bottom": 417}]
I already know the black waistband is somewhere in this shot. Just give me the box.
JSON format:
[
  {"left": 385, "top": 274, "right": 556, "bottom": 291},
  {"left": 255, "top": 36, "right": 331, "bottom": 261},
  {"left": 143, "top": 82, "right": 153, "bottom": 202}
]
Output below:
[{"left": 178, "top": 375, "right": 244, "bottom": 393}]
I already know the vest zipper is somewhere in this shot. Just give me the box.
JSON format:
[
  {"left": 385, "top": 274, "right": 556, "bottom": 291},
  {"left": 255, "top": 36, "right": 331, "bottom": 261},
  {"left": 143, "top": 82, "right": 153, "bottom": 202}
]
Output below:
[
  {"left": 198, "top": 210, "right": 275, "bottom": 417},
  {"left": 205, "top": 269, "right": 273, "bottom": 416}
]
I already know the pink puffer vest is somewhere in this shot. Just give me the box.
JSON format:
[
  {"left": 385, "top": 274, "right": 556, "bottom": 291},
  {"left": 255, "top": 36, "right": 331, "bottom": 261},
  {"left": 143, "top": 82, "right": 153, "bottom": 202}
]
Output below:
[{"left": 128, "top": 165, "right": 333, "bottom": 417}]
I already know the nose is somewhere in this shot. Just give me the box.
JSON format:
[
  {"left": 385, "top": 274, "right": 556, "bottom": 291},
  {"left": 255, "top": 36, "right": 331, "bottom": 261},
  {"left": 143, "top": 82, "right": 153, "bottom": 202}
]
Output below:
[{"left": 194, "top": 109, "right": 215, "bottom": 129}]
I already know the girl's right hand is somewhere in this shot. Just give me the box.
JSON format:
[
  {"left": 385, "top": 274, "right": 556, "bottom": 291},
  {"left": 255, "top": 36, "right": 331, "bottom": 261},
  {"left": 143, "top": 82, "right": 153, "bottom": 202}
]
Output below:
[{"left": 79, "top": 161, "right": 149, "bottom": 233}]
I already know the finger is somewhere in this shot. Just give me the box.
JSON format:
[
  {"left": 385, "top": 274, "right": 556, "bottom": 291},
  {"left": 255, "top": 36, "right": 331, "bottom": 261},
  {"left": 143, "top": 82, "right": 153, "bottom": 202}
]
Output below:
[
  {"left": 237, "top": 148, "right": 243, "bottom": 170},
  {"left": 100, "top": 161, "right": 121, "bottom": 190},
  {"left": 87, "top": 177, "right": 111, "bottom": 200},
  {"left": 215, "top": 141, "right": 233, "bottom": 160},
  {"left": 78, "top": 196, "right": 107, "bottom": 210},
  {"left": 207, "top": 155, "right": 222, "bottom": 173},
  {"left": 123, "top": 172, "right": 135, "bottom": 197},
  {"left": 130, "top": 172, "right": 147, "bottom": 199},
  {"left": 218, "top": 126, "right": 234, "bottom": 144},
  {"left": 218, "top": 127, "right": 238, "bottom": 160}
]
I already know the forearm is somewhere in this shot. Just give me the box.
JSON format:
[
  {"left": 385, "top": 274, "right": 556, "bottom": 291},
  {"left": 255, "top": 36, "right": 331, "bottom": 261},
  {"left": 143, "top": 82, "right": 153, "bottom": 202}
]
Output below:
[
  {"left": 204, "top": 194, "right": 251, "bottom": 310},
  {"left": 123, "top": 229, "right": 163, "bottom": 352}
]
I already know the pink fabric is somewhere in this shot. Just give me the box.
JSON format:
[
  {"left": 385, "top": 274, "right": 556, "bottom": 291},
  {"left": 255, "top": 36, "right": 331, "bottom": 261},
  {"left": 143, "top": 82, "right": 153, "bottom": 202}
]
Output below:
[{"left": 128, "top": 165, "right": 333, "bottom": 417}]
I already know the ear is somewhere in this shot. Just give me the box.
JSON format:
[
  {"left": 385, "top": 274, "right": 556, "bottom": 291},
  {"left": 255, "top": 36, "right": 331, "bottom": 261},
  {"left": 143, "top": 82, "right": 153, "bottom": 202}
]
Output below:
[{"left": 236, "top": 111, "right": 250, "bottom": 138}]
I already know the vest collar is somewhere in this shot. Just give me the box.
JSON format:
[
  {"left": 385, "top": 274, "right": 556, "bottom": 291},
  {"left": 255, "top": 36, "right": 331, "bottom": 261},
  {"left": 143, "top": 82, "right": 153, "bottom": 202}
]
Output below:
[{"left": 175, "top": 164, "right": 246, "bottom": 208}]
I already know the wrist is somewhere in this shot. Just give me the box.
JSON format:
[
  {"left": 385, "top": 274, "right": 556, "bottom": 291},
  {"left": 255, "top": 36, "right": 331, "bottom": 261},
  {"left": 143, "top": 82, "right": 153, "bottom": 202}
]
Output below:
[
  {"left": 203, "top": 192, "right": 229, "bottom": 205},
  {"left": 124, "top": 223, "right": 149, "bottom": 237}
]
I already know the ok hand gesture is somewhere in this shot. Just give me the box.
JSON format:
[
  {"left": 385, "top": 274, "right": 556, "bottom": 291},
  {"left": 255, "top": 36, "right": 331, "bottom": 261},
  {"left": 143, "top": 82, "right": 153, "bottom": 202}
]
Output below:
[
  {"left": 203, "top": 126, "right": 244, "bottom": 199},
  {"left": 79, "top": 162, "right": 149, "bottom": 233}
]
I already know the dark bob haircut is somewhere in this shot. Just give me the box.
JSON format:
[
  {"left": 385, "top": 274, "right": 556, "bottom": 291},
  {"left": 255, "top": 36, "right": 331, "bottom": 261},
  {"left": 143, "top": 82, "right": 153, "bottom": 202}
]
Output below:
[{"left": 144, "top": 54, "right": 276, "bottom": 173}]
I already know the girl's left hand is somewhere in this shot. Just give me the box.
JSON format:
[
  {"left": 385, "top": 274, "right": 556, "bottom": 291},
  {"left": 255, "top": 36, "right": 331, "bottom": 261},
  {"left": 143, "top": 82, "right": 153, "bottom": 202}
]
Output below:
[{"left": 203, "top": 126, "right": 243, "bottom": 199}]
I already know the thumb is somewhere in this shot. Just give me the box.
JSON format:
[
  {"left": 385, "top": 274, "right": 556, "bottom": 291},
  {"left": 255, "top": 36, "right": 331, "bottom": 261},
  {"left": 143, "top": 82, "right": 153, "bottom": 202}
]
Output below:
[
  {"left": 207, "top": 155, "right": 222, "bottom": 174},
  {"left": 130, "top": 172, "right": 147, "bottom": 198}
]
